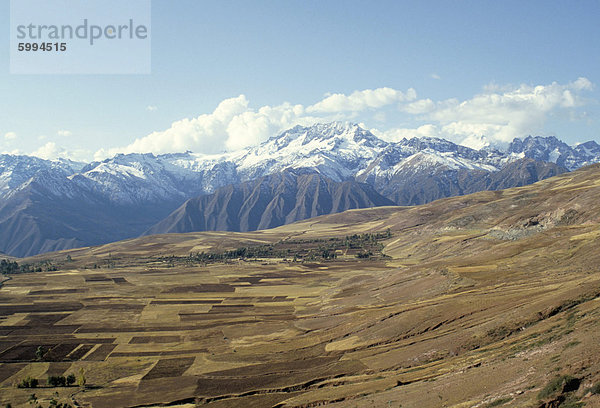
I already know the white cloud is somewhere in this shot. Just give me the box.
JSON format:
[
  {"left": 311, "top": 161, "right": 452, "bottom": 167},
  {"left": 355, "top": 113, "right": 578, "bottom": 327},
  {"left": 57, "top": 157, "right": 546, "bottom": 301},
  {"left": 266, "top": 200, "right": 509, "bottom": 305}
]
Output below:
[
  {"left": 4, "top": 132, "right": 17, "bottom": 140},
  {"left": 572, "top": 77, "right": 593, "bottom": 91},
  {"left": 402, "top": 99, "right": 435, "bottom": 115},
  {"left": 146, "top": 105, "right": 158, "bottom": 112},
  {"left": 459, "top": 134, "right": 491, "bottom": 150},
  {"left": 99, "top": 96, "right": 250, "bottom": 158},
  {"left": 431, "top": 73, "right": 441, "bottom": 80},
  {"left": 57, "top": 130, "right": 72, "bottom": 137},
  {"left": 306, "top": 87, "right": 416, "bottom": 113},
  {"left": 32, "top": 142, "right": 68, "bottom": 160},
  {"left": 373, "top": 124, "right": 440, "bottom": 142},
  {"left": 31, "top": 142, "right": 89, "bottom": 161},
  {"left": 224, "top": 102, "right": 306, "bottom": 151},
  {"left": 97, "top": 88, "right": 416, "bottom": 159},
  {"left": 92, "top": 79, "right": 593, "bottom": 159},
  {"left": 396, "top": 77, "right": 595, "bottom": 147},
  {"left": 1, "top": 149, "right": 22, "bottom": 155}
]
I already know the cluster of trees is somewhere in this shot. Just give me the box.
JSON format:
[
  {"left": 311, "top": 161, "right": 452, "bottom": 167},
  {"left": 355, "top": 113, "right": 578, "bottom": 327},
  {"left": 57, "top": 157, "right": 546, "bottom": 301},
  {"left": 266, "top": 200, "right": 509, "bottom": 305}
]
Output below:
[
  {"left": 16, "top": 375, "right": 75, "bottom": 389},
  {"left": 355, "top": 250, "right": 374, "bottom": 259},
  {"left": 314, "top": 247, "right": 337, "bottom": 260},
  {"left": 17, "top": 376, "right": 38, "bottom": 388},
  {"left": 198, "top": 245, "right": 289, "bottom": 261},
  {"left": 173, "top": 229, "right": 393, "bottom": 264},
  {"left": 296, "top": 246, "right": 338, "bottom": 261},
  {"left": 0, "top": 259, "right": 37, "bottom": 274},
  {"left": 188, "top": 243, "right": 291, "bottom": 263},
  {"left": 47, "top": 374, "right": 76, "bottom": 387},
  {"left": 191, "top": 244, "right": 338, "bottom": 263},
  {"left": 343, "top": 230, "right": 390, "bottom": 249},
  {"left": 343, "top": 232, "right": 389, "bottom": 259},
  {"left": 0, "top": 259, "right": 59, "bottom": 275}
]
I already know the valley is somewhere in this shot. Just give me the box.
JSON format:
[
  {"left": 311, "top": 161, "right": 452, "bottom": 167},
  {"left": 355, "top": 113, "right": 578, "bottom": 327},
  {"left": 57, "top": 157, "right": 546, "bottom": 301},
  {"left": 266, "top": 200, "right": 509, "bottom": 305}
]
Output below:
[{"left": 1, "top": 165, "right": 600, "bottom": 407}]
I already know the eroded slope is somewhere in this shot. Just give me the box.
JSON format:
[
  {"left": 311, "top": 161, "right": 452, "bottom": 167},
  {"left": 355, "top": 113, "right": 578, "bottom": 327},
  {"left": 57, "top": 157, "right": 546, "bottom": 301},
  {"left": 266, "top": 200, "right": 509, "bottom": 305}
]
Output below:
[{"left": 1, "top": 165, "right": 600, "bottom": 407}]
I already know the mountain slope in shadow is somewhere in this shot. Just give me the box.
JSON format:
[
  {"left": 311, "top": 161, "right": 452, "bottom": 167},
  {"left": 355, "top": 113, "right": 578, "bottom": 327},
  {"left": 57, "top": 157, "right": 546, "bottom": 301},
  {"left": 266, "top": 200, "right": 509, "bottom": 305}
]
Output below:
[{"left": 145, "top": 170, "right": 394, "bottom": 235}]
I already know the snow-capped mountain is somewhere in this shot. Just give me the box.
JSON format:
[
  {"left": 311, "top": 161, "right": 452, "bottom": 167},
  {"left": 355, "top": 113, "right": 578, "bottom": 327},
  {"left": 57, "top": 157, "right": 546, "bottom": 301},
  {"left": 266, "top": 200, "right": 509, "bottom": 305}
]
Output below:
[
  {"left": 508, "top": 135, "right": 600, "bottom": 171},
  {"left": 230, "top": 122, "right": 388, "bottom": 181},
  {"left": 0, "top": 122, "right": 596, "bottom": 257},
  {"left": 0, "top": 154, "right": 83, "bottom": 199}
]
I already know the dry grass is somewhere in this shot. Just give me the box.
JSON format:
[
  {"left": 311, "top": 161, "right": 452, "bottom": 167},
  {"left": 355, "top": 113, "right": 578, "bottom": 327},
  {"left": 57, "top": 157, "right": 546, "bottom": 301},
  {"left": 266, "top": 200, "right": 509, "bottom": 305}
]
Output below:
[{"left": 1, "top": 165, "right": 600, "bottom": 407}]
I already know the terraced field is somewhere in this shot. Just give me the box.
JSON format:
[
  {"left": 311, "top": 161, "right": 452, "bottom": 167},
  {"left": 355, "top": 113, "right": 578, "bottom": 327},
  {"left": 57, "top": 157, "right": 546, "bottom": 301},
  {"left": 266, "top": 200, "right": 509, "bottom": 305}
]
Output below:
[{"left": 1, "top": 165, "right": 600, "bottom": 407}]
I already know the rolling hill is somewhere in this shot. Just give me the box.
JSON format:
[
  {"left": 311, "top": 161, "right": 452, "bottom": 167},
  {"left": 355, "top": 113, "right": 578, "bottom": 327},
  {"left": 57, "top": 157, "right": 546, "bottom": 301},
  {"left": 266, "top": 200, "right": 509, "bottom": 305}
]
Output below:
[{"left": 1, "top": 164, "right": 600, "bottom": 407}]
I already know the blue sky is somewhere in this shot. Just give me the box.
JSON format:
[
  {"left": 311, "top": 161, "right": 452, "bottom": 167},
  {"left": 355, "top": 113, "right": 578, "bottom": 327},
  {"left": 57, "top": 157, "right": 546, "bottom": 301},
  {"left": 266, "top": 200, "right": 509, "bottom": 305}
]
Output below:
[{"left": 1, "top": 0, "right": 599, "bottom": 161}]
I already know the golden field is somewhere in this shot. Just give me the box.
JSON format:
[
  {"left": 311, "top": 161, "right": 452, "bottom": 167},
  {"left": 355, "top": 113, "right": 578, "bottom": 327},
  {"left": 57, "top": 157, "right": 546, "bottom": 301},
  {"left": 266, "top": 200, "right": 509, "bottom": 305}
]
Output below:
[{"left": 2, "top": 165, "right": 600, "bottom": 407}]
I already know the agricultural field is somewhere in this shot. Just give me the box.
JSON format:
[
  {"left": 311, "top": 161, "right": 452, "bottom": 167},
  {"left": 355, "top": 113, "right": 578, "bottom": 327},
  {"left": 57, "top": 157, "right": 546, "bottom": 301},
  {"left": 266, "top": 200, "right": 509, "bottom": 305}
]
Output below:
[{"left": 2, "top": 165, "right": 600, "bottom": 407}]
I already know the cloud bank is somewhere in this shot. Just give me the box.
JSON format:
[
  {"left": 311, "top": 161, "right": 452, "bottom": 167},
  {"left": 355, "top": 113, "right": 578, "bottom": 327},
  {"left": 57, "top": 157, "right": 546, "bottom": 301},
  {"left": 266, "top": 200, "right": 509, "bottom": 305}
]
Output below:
[
  {"left": 32, "top": 78, "right": 590, "bottom": 161},
  {"left": 32, "top": 142, "right": 70, "bottom": 160},
  {"left": 306, "top": 87, "right": 416, "bottom": 113},
  {"left": 421, "top": 77, "right": 593, "bottom": 148},
  {"left": 94, "top": 87, "right": 420, "bottom": 159}
]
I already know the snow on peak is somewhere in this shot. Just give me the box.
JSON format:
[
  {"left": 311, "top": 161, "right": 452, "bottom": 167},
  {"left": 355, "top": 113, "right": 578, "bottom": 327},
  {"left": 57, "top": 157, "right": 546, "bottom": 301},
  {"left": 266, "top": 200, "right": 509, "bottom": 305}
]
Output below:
[
  {"left": 508, "top": 135, "right": 600, "bottom": 170},
  {"left": 0, "top": 123, "right": 598, "bottom": 205}
]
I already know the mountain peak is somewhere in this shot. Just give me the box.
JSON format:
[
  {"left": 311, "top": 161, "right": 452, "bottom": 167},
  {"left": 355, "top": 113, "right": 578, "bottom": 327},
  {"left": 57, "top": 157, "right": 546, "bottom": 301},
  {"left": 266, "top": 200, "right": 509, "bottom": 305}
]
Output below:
[
  {"left": 509, "top": 135, "right": 567, "bottom": 151},
  {"left": 506, "top": 135, "right": 600, "bottom": 170},
  {"left": 268, "top": 122, "right": 386, "bottom": 148},
  {"left": 1, "top": 122, "right": 599, "bottom": 257}
]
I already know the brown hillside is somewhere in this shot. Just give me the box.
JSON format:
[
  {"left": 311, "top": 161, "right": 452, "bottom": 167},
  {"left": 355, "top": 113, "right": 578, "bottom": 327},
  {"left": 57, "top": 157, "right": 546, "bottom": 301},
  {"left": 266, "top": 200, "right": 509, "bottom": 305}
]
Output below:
[{"left": 1, "top": 164, "right": 600, "bottom": 407}]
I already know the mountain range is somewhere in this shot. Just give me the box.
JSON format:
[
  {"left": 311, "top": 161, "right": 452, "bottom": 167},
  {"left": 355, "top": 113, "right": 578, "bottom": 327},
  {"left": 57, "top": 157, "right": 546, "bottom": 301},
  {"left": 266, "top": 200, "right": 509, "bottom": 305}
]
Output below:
[
  {"left": 1, "top": 122, "right": 599, "bottom": 257},
  {"left": 7, "top": 162, "right": 600, "bottom": 408}
]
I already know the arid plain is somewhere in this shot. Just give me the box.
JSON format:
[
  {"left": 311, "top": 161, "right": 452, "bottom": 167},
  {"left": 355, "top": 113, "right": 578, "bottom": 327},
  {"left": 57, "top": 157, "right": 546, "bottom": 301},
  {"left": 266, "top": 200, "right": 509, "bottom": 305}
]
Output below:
[{"left": 2, "top": 165, "right": 600, "bottom": 407}]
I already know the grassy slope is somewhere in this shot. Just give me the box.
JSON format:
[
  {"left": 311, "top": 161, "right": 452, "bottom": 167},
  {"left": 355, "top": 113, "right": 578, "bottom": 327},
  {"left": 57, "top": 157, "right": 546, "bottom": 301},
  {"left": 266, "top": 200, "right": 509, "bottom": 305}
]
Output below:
[{"left": 1, "top": 165, "right": 600, "bottom": 407}]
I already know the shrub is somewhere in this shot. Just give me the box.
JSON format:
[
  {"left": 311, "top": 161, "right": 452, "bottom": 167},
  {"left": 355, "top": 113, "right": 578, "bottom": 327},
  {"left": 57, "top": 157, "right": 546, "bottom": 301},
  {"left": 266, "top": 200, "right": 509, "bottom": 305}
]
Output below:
[
  {"left": 483, "top": 397, "right": 512, "bottom": 407},
  {"left": 76, "top": 368, "right": 86, "bottom": 387},
  {"left": 35, "top": 346, "right": 45, "bottom": 361},
  {"left": 538, "top": 375, "right": 580, "bottom": 399},
  {"left": 355, "top": 251, "right": 372, "bottom": 259},
  {"left": 47, "top": 374, "right": 77, "bottom": 387},
  {"left": 47, "top": 375, "right": 67, "bottom": 387},
  {"left": 66, "top": 374, "right": 76, "bottom": 386},
  {"left": 16, "top": 377, "right": 38, "bottom": 388}
]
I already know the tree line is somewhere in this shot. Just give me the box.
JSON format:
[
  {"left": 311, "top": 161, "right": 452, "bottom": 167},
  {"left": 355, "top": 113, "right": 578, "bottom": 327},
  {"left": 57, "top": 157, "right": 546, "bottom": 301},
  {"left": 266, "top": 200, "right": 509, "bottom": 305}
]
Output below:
[
  {"left": 183, "top": 229, "right": 392, "bottom": 263},
  {"left": 0, "top": 259, "right": 58, "bottom": 275}
]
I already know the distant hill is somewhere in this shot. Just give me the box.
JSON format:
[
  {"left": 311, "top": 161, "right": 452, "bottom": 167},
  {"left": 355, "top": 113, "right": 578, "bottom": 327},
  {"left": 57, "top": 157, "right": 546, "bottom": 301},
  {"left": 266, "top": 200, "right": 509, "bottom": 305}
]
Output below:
[
  {"left": 34, "top": 162, "right": 600, "bottom": 264},
  {"left": 12, "top": 161, "right": 600, "bottom": 408},
  {"left": 1, "top": 122, "right": 597, "bottom": 256},
  {"left": 145, "top": 170, "right": 394, "bottom": 235},
  {"left": 371, "top": 157, "right": 565, "bottom": 206}
]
